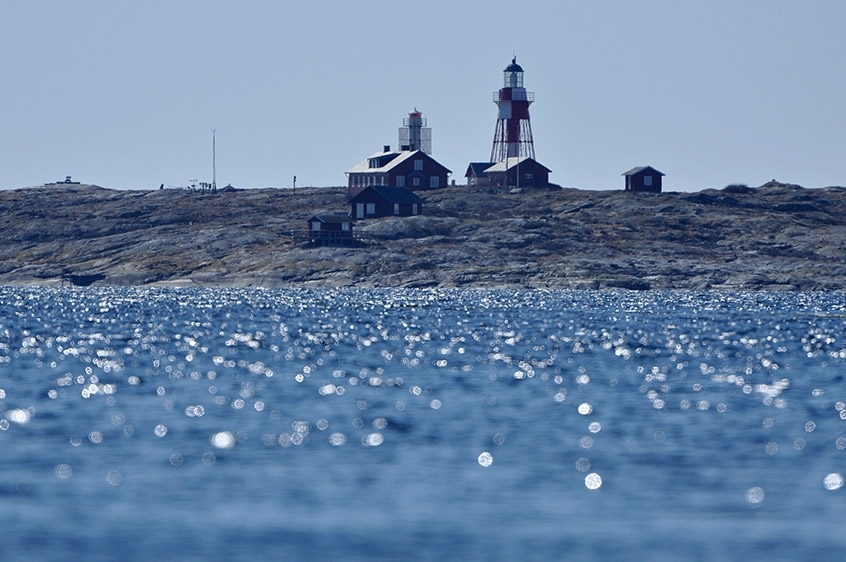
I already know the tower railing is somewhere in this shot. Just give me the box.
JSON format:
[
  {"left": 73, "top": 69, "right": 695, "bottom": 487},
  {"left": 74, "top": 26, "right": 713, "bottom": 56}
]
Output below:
[{"left": 493, "top": 91, "right": 535, "bottom": 103}]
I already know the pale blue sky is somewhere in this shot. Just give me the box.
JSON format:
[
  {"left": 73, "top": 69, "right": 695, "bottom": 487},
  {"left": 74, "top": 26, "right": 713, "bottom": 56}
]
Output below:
[{"left": 2, "top": 1, "right": 843, "bottom": 191}]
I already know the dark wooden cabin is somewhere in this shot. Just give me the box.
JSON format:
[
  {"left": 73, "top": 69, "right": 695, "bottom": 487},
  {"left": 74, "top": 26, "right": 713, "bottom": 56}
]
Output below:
[
  {"left": 306, "top": 214, "right": 354, "bottom": 243},
  {"left": 623, "top": 166, "right": 665, "bottom": 193},
  {"left": 350, "top": 186, "right": 423, "bottom": 219}
]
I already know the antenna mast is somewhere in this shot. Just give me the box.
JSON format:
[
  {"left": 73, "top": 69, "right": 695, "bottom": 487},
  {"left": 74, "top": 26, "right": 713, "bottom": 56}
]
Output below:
[{"left": 212, "top": 129, "right": 217, "bottom": 193}]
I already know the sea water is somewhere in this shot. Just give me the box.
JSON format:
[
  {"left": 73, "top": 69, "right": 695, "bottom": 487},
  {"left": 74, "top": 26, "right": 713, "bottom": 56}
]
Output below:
[{"left": 1, "top": 287, "right": 845, "bottom": 561}]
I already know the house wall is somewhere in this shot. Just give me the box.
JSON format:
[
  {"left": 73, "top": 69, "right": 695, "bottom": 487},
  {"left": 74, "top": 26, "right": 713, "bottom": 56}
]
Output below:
[
  {"left": 489, "top": 161, "right": 549, "bottom": 188},
  {"left": 391, "top": 158, "right": 448, "bottom": 191},
  {"left": 513, "top": 162, "right": 548, "bottom": 188},
  {"left": 351, "top": 189, "right": 422, "bottom": 219},
  {"left": 307, "top": 220, "right": 353, "bottom": 237},
  {"left": 467, "top": 174, "right": 491, "bottom": 187},
  {"left": 348, "top": 172, "right": 389, "bottom": 190},
  {"left": 626, "top": 171, "right": 662, "bottom": 193}
]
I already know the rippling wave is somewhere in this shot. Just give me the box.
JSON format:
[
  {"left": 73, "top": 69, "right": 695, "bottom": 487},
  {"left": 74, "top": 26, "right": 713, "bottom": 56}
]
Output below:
[{"left": 1, "top": 287, "right": 845, "bottom": 561}]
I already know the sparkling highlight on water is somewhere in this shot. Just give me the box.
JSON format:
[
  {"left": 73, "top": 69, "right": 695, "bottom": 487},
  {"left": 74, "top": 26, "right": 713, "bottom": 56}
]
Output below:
[
  {"left": 824, "top": 473, "right": 844, "bottom": 491},
  {"left": 478, "top": 452, "right": 494, "bottom": 467},
  {"left": 2, "top": 287, "right": 846, "bottom": 559},
  {"left": 210, "top": 431, "right": 236, "bottom": 449},
  {"left": 585, "top": 473, "right": 602, "bottom": 490}
]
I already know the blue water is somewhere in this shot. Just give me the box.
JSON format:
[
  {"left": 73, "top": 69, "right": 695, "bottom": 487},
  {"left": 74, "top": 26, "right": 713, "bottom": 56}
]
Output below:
[{"left": 1, "top": 287, "right": 845, "bottom": 561}]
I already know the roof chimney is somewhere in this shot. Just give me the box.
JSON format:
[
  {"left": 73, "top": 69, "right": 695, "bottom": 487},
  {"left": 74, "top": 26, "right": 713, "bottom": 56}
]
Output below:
[{"left": 383, "top": 145, "right": 391, "bottom": 152}]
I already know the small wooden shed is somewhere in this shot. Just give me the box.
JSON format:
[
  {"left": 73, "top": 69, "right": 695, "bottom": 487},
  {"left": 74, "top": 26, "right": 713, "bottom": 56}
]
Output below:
[
  {"left": 306, "top": 214, "right": 354, "bottom": 243},
  {"left": 465, "top": 162, "right": 495, "bottom": 187},
  {"left": 623, "top": 166, "right": 665, "bottom": 193}
]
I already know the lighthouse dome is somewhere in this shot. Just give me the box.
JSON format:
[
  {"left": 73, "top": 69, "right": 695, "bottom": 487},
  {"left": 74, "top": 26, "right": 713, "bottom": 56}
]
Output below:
[{"left": 504, "top": 57, "right": 523, "bottom": 73}]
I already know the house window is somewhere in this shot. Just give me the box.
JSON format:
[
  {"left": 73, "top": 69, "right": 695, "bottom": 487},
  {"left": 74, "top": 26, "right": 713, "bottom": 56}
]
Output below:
[
  {"left": 643, "top": 176, "right": 653, "bottom": 186},
  {"left": 380, "top": 176, "right": 385, "bottom": 186},
  {"left": 412, "top": 204, "right": 418, "bottom": 215},
  {"left": 396, "top": 176, "right": 405, "bottom": 187},
  {"left": 366, "top": 203, "right": 375, "bottom": 215},
  {"left": 412, "top": 177, "right": 420, "bottom": 186},
  {"left": 311, "top": 222, "right": 321, "bottom": 231},
  {"left": 342, "top": 222, "right": 350, "bottom": 231},
  {"left": 429, "top": 176, "right": 439, "bottom": 188},
  {"left": 524, "top": 173, "right": 533, "bottom": 180},
  {"left": 414, "top": 159, "right": 423, "bottom": 171},
  {"left": 394, "top": 203, "right": 400, "bottom": 215}
]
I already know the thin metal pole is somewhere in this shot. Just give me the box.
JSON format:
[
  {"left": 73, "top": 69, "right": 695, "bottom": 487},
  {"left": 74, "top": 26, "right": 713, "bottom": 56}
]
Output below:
[{"left": 212, "top": 129, "right": 216, "bottom": 192}]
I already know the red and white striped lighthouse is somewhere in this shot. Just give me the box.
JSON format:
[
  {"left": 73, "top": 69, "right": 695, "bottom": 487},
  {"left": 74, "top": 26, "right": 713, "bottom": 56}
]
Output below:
[{"left": 490, "top": 57, "right": 535, "bottom": 163}]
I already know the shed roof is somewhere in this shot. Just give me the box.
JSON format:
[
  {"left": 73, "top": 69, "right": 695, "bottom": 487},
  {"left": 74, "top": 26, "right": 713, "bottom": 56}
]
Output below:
[
  {"left": 466, "top": 162, "right": 495, "bottom": 177},
  {"left": 308, "top": 214, "right": 353, "bottom": 224},
  {"left": 622, "top": 166, "right": 665, "bottom": 177}
]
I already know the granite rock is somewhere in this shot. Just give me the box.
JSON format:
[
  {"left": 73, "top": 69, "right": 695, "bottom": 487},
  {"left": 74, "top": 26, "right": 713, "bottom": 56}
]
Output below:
[{"left": 1, "top": 181, "right": 844, "bottom": 290}]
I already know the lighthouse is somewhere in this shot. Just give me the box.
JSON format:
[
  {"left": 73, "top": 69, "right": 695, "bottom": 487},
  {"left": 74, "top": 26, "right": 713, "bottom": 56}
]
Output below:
[
  {"left": 398, "top": 108, "right": 432, "bottom": 154},
  {"left": 490, "top": 57, "right": 535, "bottom": 163},
  {"left": 465, "top": 58, "right": 551, "bottom": 189}
]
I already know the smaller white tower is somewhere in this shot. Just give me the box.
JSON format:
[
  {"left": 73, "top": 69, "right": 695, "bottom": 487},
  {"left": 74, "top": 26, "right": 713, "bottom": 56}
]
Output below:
[{"left": 398, "top": 108, "right": 432, "bottom": 154}]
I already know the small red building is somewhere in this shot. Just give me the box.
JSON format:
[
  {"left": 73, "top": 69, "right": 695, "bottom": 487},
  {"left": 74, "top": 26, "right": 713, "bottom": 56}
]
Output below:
[
  {"left": 347, "top": 148, "right": 451, "bottom": 193},
  {"left": 350, "top": 185, "right": 423, "bottom": 220},
  {"left": 623, "top": 166, "right": 665, "bottom": 193},
  {"left": 481, "top": 157, "right": 551, "bottom": 189}
]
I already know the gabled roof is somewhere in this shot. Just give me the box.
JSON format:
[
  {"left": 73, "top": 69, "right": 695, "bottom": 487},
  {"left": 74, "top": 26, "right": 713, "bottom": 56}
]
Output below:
[
  {"left": 622, "top": 166, "right": 665, "bottom": 177},
  {"left": 347, "top": 149, "right": 451, "bottom": 175},
  {"left": 350, "top": 185, "right": 423, "bottom": 204},
  {"left": 308, "top": 214, "right": 353, "bottom": 224},
  {"left": 347, "top": 150, "right": 411, "bottom": 174},
  {"left": 465, "top": 162, "right": 495, "bottom": 177},
  {"left": 484, "top": 157, "right": 551, "bottom": 173}
]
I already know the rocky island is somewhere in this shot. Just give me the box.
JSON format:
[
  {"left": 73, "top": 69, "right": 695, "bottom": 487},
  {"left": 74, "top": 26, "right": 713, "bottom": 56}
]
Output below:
[{"left": 0, "top": 181, "right": 844, "bottom": 290}]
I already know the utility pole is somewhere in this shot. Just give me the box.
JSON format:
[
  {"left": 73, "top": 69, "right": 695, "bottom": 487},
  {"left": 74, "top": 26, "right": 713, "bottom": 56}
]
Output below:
[
  {"left": 212, "top": 129, "right": 217, "bottom": 193},
  {"left": 517, "top": 157, "right": 520, "bottom": 189},
  {"left": 293, "top": 175, "right": 296, "bottom": 195}
]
